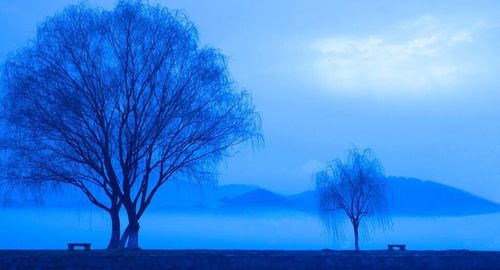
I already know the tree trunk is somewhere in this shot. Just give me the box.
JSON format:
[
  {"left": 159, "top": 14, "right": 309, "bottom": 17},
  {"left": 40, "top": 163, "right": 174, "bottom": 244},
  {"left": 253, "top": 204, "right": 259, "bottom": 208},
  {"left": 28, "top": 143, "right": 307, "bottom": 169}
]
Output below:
[
  {"left": 107, "top": 208, "right": 121, "bottom": 249},
  {"left": 119, "top": 224, "right": 130, "bottom": 249},
  {"left": 126, "top": 219, "right": 140, "bottom": 249},
  {"left": 121, "top": 204, "right": 141, "bottom": 249},
  {"left": 353, "top": 223, "right": 360, "bottom": 251}
]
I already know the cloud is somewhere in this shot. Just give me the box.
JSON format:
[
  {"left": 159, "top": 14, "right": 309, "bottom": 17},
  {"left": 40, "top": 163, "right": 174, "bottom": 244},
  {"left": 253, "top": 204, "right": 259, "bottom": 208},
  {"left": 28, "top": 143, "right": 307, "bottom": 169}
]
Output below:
[{"left": 311, "top": 16, "right": 481, "bottom": 95}]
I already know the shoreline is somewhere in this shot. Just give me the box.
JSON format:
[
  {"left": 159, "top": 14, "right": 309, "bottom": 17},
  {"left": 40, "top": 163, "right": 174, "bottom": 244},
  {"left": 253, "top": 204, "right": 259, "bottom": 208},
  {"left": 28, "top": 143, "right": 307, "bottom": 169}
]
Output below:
[{"left": 1, "top": 249, "right": 500, "bottom": 269}]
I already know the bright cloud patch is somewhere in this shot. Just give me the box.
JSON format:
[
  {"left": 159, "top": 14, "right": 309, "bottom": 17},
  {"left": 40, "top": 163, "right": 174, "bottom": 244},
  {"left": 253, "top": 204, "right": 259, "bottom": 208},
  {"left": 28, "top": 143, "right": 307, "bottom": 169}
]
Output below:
[{"left": 311, "top": 16, "right": 480, "bottom": 94}]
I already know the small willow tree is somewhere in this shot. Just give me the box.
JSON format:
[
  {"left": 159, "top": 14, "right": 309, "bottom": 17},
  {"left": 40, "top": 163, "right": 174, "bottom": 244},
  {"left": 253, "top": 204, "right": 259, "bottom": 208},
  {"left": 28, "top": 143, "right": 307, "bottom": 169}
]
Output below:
[{"left": 315, "top": 148, "right": 390, "bottom": 251}]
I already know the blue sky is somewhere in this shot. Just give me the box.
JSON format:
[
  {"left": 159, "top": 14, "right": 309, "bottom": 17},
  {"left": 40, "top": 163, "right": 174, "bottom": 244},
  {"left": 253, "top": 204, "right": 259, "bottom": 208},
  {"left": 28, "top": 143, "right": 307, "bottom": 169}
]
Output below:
[{"left": 2, "top": 0, "right": 500, "bottom": 201}]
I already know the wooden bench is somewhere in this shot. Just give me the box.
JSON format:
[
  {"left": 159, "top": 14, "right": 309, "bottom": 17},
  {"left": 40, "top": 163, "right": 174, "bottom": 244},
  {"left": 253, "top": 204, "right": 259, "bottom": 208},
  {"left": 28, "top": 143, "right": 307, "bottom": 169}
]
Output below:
[
  {"left": 67, "top": 243, "right": 91, "bottom": 251},
  {"left": 388, "top": 244, "right": 406, "bottom": 251}
]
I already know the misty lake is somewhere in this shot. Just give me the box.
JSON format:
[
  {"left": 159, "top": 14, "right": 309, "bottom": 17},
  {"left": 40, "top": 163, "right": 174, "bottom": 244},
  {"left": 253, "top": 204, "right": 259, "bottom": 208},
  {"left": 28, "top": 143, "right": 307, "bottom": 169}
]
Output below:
[{"left": 1, "top": 209, "right": 500, "bottom": 250}]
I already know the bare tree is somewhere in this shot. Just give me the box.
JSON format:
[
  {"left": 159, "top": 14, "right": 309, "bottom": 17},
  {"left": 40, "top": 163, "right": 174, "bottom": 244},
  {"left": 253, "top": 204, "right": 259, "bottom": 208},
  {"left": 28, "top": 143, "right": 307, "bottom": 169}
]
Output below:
[
  {"left": 315, "top": 148, "right": 389, "bottom": 251},
  {"left": 1, "top": 1, "right": 261, "bottom": 249}
]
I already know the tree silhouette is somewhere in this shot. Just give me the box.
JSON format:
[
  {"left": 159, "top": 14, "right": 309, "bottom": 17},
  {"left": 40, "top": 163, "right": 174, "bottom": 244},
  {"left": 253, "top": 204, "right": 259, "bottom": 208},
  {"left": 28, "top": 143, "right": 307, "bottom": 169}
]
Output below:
[
  {"left": 315, "top": 148, "right": 390, "bottom": 250},
  {"left": 1, "top": 1, "right": 261, "bottom": 249}
]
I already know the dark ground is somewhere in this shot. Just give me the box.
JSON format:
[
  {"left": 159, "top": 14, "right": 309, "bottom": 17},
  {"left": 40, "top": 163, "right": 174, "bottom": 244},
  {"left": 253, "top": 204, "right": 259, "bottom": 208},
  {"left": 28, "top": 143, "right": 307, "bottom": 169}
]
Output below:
[{"left": 1, "top": 249, "right": 500, "bottom": 270}]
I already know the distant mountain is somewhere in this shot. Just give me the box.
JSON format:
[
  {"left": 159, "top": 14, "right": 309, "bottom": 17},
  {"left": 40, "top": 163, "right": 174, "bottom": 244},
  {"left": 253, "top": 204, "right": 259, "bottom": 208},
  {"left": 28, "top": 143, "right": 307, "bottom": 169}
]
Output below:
[
  {"left": 150, "top": 183, "right": 258, "bottom": 210},
  {"left": 220, "top": 188, "right": 292, "bottom": 210},
  {"left": 214, "top": 177, "right": 500, "bottom": 217},
  {"left": 4, "top": 176, "right": 500, "bottom": 217},
  {"left": 216, "top": 184, "right": 259, "bottom": 200},
  {"left": 387, "top": 177, "right": 500, "bottom": 216},
  {"left": 286, "top": 191, "right": 318, "bottom": 213}
]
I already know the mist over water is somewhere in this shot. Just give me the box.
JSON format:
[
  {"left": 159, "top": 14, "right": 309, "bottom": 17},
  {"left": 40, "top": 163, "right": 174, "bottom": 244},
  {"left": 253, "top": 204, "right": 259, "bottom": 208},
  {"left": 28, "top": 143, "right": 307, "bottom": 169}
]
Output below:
[{"left": 1, "top": 208, "right": 499, "bottom": 251}]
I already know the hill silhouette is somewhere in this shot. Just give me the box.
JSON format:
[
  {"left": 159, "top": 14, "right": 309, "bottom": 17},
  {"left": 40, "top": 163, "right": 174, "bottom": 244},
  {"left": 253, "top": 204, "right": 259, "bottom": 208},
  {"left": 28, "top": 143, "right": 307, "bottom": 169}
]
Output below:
[
  {"left": 4, "top": 177, "right": 499, "bottom": 217},
  {"left": 166, "top": 177, "right": 500, "bottom": 216}
]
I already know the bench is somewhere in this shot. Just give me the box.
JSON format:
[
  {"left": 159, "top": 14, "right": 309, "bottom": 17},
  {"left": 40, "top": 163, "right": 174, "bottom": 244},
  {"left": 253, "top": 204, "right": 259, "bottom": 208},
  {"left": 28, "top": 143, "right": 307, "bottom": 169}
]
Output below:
[
  {"left": 388, "top": 244, "right": 406, "bottom": 251},
  {"left": 67, "top": 243, "right": 91, "bottom": 251}
]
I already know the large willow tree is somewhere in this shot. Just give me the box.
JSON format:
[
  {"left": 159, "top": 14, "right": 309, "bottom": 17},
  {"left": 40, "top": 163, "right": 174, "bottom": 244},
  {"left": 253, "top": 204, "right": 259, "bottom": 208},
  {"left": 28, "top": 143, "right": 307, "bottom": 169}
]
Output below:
[{"left": 1, "top": 1, "right": 261, "bottom": 249}]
